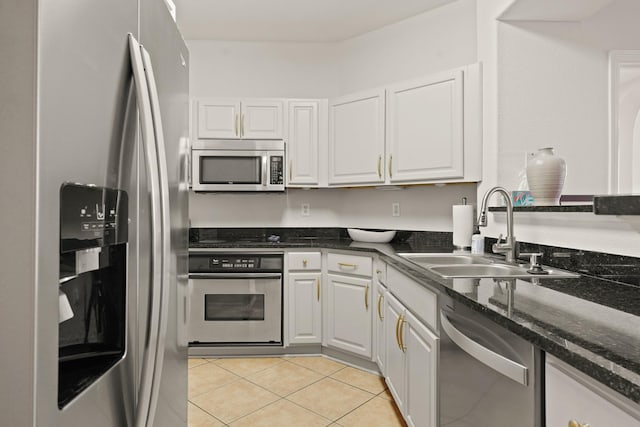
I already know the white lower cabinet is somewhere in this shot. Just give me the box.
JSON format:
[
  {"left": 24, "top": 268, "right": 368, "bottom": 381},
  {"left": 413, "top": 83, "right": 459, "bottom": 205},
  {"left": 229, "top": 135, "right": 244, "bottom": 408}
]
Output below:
[
  {"left": 404, "top": 309, "right": 438, "bottom": 427},
  {"left": 384, "top": 289, "right": 439, "bottom": 427},
  {"left": 325, "top": 273, "right": 372, "bottom": 358},
  {"left": 288, "top": 272, "right": 322, "bottom": 344},
  {"left": 374, "top": 281, "right": 387, "bottom": 376},
  {"left": 546, "top": 355, "right": 640, "bottom": 427},
  {"left": 287, "top": 252, "right": 322, "bottom": 345},
  {"left": 385, "top": 292, "right": 406, "bottom": 412}
]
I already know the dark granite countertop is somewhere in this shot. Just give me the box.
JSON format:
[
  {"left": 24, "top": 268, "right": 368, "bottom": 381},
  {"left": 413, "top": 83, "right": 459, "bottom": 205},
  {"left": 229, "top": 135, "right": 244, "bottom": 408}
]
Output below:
[{"left": 190, "top": 228, "right": 640, "bottom": 404}]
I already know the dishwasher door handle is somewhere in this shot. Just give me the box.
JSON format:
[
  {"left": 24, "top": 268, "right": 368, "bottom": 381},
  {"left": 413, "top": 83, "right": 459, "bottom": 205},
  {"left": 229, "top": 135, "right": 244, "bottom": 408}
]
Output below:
[{"left": 440, "top": 310, "right": 528, "bottom": 386}]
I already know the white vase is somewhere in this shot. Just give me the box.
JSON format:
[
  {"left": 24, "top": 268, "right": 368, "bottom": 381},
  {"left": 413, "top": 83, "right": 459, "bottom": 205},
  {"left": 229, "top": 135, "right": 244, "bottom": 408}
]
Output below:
[{"left": 526, "top": 147, "right": 566, "bottom": 206}]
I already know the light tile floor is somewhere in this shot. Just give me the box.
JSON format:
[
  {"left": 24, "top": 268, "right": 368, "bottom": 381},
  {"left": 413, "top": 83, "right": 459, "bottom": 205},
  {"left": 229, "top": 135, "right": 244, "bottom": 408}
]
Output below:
[{"left": 188, "top": 356, "right": 407, "bottom": 427}]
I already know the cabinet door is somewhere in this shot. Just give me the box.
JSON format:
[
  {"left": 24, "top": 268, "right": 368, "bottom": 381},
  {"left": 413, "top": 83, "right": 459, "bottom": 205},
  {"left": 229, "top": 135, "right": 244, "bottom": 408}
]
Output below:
[
  {"left": 240, "top": 99, "right": 283, "bottom": 139},
  {"left": 386, "top": 70, "right": 463, "bottom": 182},
  {"left": 404, "top": 311, "right": 439, "bottom": 427},
  {"left": 325, "top": 273, "right": 372, "bottom": 358},
  {"left": 546, "top": 355, "right": 640, "bottom": 427},
  {"left": 197, "top": 98, "right": 241, "bottom": 139},
  {"left": 328, "top": 89, "right": 385, "bottom": 185},
  {"left": 374, "top": 282, "right": 386, "bottom": 375},
  {"left": 288, "top": 272, "right": 322, "bottom": 344},
  {"left": 287, "top": 100, "right": 320, "bottom": 186},
  {"left": 384, "top": 293, "right": 406, "bottom": 413}
]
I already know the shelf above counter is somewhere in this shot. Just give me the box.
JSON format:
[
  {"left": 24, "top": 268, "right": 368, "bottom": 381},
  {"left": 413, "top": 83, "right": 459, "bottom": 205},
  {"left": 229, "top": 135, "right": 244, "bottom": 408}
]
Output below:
[
  {"left": 488, "top": 205, "right": 593, "bottom": 213},
  {"left": 487, "top": 195, "right": 640, "bottom": 215}
]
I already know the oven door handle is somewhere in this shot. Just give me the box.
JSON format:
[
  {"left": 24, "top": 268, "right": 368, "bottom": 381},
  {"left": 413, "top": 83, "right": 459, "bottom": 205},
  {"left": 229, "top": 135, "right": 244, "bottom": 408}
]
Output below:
[{"left": 189, "top": 273, "right": 282, "bottom": 280}]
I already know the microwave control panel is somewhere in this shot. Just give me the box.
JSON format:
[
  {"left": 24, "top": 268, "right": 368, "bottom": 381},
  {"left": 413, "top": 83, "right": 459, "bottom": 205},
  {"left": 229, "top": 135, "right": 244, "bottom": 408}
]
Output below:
[{"left": 270, "top": 156, "right": 284, "bottom": 185}]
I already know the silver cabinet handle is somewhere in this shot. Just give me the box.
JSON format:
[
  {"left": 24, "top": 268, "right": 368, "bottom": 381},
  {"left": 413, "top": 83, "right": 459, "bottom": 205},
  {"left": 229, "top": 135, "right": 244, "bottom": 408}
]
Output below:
[
  {"left": 440, "top": 310, "right": 528, "bottom": 386},
  {"left": 129, "top": 34, "right": 162, "bottom": 427}
]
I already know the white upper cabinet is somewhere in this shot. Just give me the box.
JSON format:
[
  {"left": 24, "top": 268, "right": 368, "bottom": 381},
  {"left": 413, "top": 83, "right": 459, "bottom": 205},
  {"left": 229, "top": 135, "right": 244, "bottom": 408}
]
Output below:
[
  {"left": 386, "top": 70, "right": 464, "bottom": 182},
  {"left": 196, "top": 98, "right": 241, "bottom": 139},
  {"left": 327, "top": 63, "right": 482, "bottom": 187},
  {"left": 195, "top": 98, "right": 283, "bottom": 140},
  {"left": 287, "top": 99, "right": 327, "bottom": 187},
  {"left": 241, "top": 99, "right": 284, "bottom": 139},
  {"left": 328, "top": 88, "right": 386, "bottom": 185}
]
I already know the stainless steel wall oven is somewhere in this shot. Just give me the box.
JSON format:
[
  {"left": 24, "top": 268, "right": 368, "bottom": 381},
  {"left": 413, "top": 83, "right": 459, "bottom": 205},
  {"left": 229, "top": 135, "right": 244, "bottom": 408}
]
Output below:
[{"left": 188, "top": 252, "right": 283, "bottom": 345}]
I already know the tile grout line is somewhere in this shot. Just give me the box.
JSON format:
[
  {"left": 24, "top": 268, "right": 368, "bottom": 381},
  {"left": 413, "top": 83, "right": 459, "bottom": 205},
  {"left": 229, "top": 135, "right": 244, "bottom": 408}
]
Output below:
[
  {"left": 188, "top": 400, "right": 229, "bottom": 426},
  {"left": 332, "top": 391, "right": 381, "bottom": 425},
  {"left": 188, "top": 356, "right": 401, "bottom": 426}
]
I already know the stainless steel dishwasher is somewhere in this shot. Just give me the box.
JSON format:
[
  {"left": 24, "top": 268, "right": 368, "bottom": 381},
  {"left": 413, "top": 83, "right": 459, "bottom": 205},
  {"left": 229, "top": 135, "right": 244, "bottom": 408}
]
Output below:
[{"left": 439, "top": 294, "right": 542, "bottom": 427}]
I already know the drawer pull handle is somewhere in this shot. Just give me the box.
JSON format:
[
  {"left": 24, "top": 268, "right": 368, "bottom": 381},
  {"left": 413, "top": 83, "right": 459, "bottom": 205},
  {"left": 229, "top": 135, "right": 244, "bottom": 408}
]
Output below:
[
  {"left": 399, "top": 315, "right": 406, "bottom": 352},
  {"left": 338, "top": 262, "right": 357, "bottom": 269},
  {"left": 364, "top": 285, "right": 369, "bottom": 311},
  {"left": 317, "top": 278, "right": 320, "bottom": 301},
  {"left": 302, "top": 259, "right": 308, "bottom": 267},
  {"left": 569, "top": 421, "right": 589, "bottom": 427},
  {"left": 395, "top": 316, "right": 402, "bottom": 350},
  {"left": 377, "top": 294, "right": 384, "bottom": 320}
]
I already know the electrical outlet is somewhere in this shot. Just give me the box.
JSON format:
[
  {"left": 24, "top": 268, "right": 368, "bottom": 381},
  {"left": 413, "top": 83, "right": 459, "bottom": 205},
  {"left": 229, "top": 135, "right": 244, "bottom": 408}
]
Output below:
[
  {"left": 301, "top": 203, "right": 310, "bottom": 216},
  {"left": 392, "top": 202, "right": 400, "bottom": 217}
]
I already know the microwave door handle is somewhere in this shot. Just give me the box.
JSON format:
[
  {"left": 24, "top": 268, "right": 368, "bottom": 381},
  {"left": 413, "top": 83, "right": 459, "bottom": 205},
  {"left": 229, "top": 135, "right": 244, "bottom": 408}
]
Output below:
[
  {"left": 262, "top": 154, "right": 268, "bottom": 187},
  {"left": 140, "top": 45, "right": 172, "bottom": 427},
  {"left": 128, "top": 34, "right": 162, "bottom": 427}
]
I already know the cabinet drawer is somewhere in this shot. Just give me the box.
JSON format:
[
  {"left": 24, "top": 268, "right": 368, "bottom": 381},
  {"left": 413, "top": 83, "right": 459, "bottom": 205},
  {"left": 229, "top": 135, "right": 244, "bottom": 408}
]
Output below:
[
  {"left": 387, "top": 266, "right": 437, "bottom": 332},
  {"left": 546, "top": 355, "right": 640, "bottom": 427},
  {"left": 327, "top": 253, "right": 373, "bottom": 277},
  {"left": 288, "top": 252, "right": 321, "bottom": 270}
]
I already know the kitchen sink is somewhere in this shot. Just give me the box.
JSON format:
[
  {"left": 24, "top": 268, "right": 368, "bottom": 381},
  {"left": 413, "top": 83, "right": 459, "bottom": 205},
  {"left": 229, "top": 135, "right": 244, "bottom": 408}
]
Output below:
[
  {"left": 398, "top": 253, "right": 580, "bottom": 279},
  {"left": 398, "top": 253, "right": 493, "bottom": 267}
]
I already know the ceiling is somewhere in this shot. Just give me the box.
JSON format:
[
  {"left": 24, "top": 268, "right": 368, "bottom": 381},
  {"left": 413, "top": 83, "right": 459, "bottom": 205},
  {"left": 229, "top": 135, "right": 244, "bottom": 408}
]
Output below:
[{"left": 175, "top": 0, "right": 457, "bottom": 42}]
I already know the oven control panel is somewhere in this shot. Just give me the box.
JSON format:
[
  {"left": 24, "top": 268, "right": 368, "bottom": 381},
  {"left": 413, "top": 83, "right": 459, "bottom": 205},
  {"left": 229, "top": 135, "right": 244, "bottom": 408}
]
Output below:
[
  {"left": 211, "top": 256, "right": 258, "bottom": 269},
  {"left": 189, "top": 253, "right": 283, "bottom": 273}
]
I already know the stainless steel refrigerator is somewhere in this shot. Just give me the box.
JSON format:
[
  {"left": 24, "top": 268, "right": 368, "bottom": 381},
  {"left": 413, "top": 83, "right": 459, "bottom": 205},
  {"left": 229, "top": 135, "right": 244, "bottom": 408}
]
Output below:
[{"left": 0, "top": 0, "right": 190, "bottom": 426}]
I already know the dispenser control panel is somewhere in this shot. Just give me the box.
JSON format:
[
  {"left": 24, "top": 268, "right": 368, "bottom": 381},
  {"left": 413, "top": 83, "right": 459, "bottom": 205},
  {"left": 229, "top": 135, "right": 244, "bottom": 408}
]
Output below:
[{"left": 60, "top": 183, "right": 128, "bottom": 253}]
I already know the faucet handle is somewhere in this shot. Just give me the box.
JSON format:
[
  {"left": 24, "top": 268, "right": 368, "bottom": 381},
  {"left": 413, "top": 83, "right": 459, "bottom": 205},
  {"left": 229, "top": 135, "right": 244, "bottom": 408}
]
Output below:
[
  {"left": 520, "top": 252, "right": 543, "bottom": 266},
  {"left": 496, "top": 233, "right": 504, "bottom": 243}
]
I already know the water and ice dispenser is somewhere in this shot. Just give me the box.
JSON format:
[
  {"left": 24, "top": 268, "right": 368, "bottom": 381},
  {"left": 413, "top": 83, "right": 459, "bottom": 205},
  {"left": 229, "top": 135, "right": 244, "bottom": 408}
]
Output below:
[{"left": 58, "top": 183, "right": 128, "bottom": 409}]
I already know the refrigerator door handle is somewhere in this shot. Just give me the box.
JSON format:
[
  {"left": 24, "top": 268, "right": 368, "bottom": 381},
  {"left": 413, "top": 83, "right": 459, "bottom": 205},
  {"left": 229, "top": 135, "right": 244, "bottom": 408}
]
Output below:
[
  {"left": 128, "top": 33, "right": 163, "bottom": 427},
  {"left": 140, "top": 45, "right": 172, "bottom": 427}
]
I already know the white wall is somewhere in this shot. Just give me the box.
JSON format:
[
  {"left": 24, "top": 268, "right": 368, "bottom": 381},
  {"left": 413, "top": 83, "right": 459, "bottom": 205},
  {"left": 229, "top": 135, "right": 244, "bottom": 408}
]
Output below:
[
  {"left": 187, "top": 0, "right": 479, "bottom": 231},
  {"left": 479, "top": 0, "right": 640, "bottom": 256},
  {"left": 190, "top": 184, "right": 477, "bottom": 230},
  {"left": 495, "top": 0, "right": 640, "bottom": 195},
  {"left": 188, "top": 40, "right": 340, "bottom": 98},
  {"left": 336, "top": 0, "right": 477, "bottom": 93}
]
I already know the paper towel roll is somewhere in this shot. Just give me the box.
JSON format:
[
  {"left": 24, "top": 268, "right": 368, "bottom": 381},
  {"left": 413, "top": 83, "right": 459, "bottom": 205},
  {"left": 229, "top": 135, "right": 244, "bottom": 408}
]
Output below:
[{"left": 452, "top": 204, "right": 474, "bottom": 249}]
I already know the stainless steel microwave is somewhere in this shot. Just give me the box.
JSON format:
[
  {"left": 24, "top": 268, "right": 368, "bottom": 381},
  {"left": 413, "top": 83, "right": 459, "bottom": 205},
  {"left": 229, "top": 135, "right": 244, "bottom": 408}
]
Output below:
[{"left": 191, "top": 140, "right": 285, "bottom": 192}]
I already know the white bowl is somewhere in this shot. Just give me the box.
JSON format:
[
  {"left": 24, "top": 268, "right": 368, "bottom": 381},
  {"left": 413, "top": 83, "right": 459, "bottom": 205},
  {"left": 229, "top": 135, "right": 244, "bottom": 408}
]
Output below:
[{"left": 347, "top": 228, "right": 396, "bottom": 243}]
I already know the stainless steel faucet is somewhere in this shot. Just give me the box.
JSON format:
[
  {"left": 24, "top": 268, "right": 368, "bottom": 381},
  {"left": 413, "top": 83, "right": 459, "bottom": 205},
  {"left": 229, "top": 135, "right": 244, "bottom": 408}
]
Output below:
[{"left": 478, "top": 186, "right": 517, "bottom": 263}]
